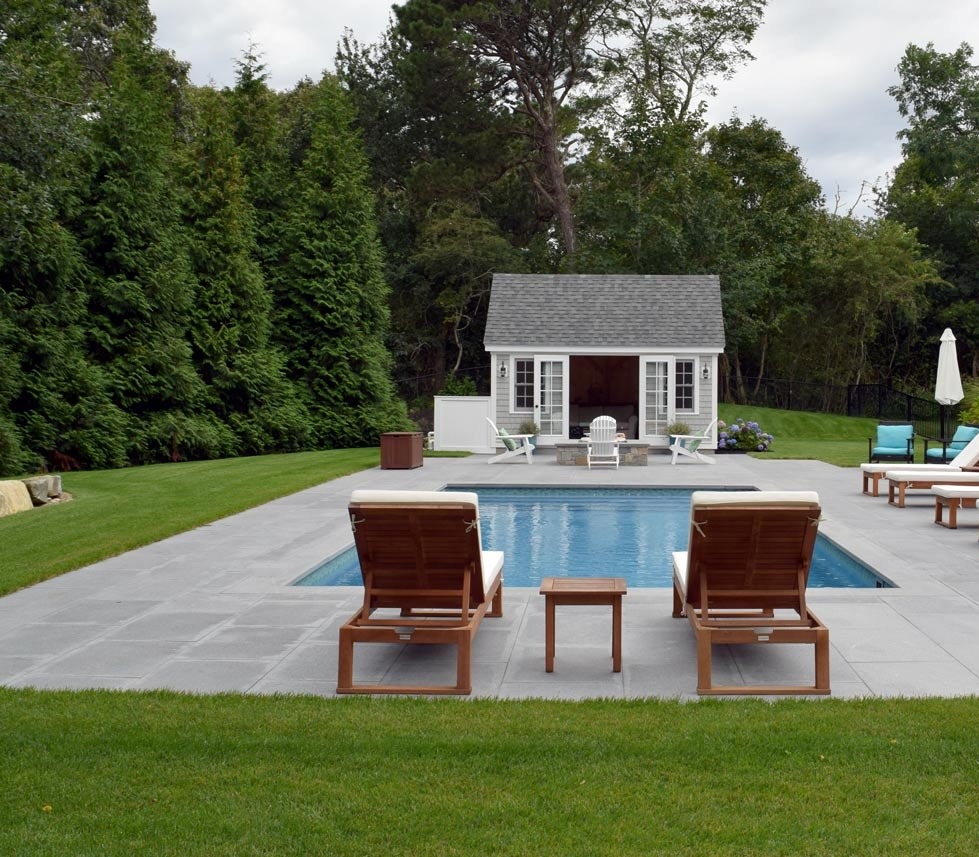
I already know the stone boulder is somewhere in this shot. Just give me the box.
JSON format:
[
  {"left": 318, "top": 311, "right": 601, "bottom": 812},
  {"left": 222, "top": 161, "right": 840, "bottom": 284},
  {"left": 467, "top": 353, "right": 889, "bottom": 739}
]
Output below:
[
  {"left": 0, "top": 480, "right": 33, "bottom": 517},
  {"left": 23, "top": 477, "right": 53, "bottom": 506}
]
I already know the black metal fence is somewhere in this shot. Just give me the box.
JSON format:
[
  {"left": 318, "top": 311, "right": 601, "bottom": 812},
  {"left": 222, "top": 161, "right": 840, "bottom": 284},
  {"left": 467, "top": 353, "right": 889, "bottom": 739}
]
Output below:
[{"left": 726, "top": 376, "right": 958, "bottom": 440}]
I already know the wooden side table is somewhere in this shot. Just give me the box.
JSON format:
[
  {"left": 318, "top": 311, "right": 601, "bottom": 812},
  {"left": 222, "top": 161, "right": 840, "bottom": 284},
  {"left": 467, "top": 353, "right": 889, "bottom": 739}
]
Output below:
[{"left": 539, "top": 577, "right": 627, "bottom": 673}]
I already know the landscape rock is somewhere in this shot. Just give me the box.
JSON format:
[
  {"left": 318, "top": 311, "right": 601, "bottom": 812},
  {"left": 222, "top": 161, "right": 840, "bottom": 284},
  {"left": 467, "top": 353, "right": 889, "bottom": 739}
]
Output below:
[
  {"left": 0, "top": 480, "right": 33, "bottom": 517},
  {"left": 23, "top": 477, "right": 52, "bottom": 506},
  {"left": 46, "top": 475, "right": 62, "bottom": 497}
]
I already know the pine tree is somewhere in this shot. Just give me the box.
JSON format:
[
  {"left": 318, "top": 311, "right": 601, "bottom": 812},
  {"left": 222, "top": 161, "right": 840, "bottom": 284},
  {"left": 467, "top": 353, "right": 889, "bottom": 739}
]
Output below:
[
  {"left": 268, "top": 76, "right": 407, "bottom": 445},
  {"left": 180, "top": 86, "right": 311, "bottom": 453}
]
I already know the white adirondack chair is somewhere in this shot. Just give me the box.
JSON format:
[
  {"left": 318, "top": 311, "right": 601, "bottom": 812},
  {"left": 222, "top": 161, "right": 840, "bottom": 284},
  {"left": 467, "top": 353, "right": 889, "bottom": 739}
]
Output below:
[
  {"left": 486, "top": 418, "right": 534, "bottom": 464},
  {"left": 669, "top": 419, "right": 717, "bottom": 465},
  {"left": 587, "top": 415, "right": 620, "bottom": 469}
]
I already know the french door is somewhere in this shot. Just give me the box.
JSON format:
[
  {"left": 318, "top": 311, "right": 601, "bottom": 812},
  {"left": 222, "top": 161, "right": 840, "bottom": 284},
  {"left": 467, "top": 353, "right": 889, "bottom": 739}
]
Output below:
[
  {"left": 639, "top": 356, "right": 675, "bottom": 439},
  {"left": 534, "top": 356, "right": 569, "bottom": 443}
]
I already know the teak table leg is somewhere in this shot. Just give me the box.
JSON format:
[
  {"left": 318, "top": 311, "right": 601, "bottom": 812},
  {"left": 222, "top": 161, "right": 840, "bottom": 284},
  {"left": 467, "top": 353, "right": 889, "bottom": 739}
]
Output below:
[
  {"left": 545, "top": 596, "right": 556, "bottom": 672},
  {"left": 612, "top": 593, "right": 622, "bottom": 672}
]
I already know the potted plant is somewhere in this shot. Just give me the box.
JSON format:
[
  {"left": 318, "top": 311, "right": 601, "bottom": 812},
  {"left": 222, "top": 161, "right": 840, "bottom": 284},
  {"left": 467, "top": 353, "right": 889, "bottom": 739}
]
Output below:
[
  {"left": 518, "top": 419, "right": 540, "bottom": 447},
  {"left": 666, "top": 420, "right": 691, "bottom": 445}
]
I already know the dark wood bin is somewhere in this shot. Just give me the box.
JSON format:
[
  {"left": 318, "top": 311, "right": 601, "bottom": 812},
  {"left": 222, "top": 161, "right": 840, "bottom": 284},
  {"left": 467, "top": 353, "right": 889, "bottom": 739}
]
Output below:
[{"left": 380, "top": 432, "right": 424, "bottom": 469}]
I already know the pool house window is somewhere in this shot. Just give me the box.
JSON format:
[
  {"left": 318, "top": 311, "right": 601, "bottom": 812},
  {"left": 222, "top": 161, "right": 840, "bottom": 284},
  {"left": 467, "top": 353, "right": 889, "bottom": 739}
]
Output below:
[
  {"left": 513, "top": 358, "right": 534, "bottom": 411},
  {"left": 675, "top": 359, "right": 694, "bottom": 412}
]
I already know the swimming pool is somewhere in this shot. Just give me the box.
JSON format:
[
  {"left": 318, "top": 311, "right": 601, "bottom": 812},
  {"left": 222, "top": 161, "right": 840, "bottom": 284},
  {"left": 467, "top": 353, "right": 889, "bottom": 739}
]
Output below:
[{"left": 296, "top": 486, "right": 893, "bottom": 589}]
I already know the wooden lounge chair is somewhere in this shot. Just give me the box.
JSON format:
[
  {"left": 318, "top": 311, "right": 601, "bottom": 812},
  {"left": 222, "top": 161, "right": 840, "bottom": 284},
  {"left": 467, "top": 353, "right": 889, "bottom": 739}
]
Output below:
[
  {"left": 933, "top": 485, "right": 979, "bottom": 529},
  {"left": 669, "top": 419, "right": 717, "bottom": 465},
  {"left": 860, "top": 432, "right": 979, "bottom": 496},
  {"left": 586, "top": 415, "right": 620, "bottom": 468},
  {"left": 337, "top": 490, "right": 504, "bottom": 695},
  {"left": 671, "top": 491, "right": 830, "bottom": 696},
  {"left": 885, "top": 468, "right": 979, "bottom": 508}
]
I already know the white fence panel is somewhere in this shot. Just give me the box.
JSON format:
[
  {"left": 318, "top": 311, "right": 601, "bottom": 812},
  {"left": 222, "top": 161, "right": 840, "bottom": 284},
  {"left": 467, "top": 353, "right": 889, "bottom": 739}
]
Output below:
[{"left": 433, "top": 396, "right": 494, "bottom": 453}]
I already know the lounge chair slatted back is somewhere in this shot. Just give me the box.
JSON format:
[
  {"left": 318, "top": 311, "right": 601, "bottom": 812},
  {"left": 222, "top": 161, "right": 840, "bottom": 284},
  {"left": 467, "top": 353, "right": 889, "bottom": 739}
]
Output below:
[
  {"left": 351, "top": 503, "right": 486, "bottom": 611},
  {"left": 672, "top": 491, "right": 830, "bottom": 696},
  {"left": 338, "top": 490, "right": 503, "bottom": 695}
]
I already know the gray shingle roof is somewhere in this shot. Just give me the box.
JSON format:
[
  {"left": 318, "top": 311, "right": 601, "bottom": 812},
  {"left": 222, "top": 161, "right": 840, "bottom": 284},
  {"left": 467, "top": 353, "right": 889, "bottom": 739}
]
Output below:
[{"left": 484, "top": 274, "right": 725, "bottom": 350}]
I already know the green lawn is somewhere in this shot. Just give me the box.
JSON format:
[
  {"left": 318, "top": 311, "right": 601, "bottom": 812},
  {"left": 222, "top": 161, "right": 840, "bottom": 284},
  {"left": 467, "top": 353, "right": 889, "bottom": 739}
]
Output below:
[
  {"left": 0, "top": 449, "right": 379, "bottom": 596},
  {"left": 3, "top": 691, "right": 979, "bottom": 855},
  {"left": 2, "top": 415, "right": 977, "bottom": 855},
  {"left": 718, "top": 404, "right": 878, "bottom": 465}
]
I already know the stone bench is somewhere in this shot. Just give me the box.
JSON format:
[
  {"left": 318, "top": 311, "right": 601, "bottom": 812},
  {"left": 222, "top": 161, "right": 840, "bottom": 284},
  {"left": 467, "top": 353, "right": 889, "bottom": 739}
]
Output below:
[{"left": 556, "top": 441, "right": 650, "bottom": 466}]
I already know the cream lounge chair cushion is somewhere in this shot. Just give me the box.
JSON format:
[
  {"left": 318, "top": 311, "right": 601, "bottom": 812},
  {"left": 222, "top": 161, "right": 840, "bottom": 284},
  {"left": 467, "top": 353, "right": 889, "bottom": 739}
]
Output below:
[{"left": 883, "top": 469, "right": 979, "bottom": 482}]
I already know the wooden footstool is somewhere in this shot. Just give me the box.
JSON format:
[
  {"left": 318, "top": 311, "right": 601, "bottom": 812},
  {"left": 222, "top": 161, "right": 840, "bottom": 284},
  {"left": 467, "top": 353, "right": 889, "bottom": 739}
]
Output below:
[
  {"left": 933, "top": 485, "right": 979, "bottom": 529},
  {"left": 539, "top": 577, "right": 627, "bottom": 673}
]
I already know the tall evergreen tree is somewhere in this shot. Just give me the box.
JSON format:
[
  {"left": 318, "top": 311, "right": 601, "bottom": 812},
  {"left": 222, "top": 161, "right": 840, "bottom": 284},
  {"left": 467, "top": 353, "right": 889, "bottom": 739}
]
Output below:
[
  {"left": 0, "top": 0, "right": 128, "bottom": 472},
  {"left": 74, "top": 27, "right": 225, "bottom": 463},
  {"left": 264, "top": 75, "right": 407, "bottom": 445},
  {"left": 180, "top": 86, "right": 310, "bottom": 453}
]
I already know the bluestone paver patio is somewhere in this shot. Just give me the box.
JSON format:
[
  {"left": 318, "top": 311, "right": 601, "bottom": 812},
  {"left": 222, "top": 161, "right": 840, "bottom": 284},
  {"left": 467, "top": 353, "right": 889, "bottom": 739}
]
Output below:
[{"left": 3, "top": 450, "right": 979, "bottom": 699}]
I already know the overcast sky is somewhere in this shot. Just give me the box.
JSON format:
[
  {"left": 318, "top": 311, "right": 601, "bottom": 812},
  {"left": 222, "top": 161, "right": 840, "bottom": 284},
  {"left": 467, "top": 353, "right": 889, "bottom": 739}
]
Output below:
[{"left": 149, "top": 1, "right": 979, "bottom": 218}]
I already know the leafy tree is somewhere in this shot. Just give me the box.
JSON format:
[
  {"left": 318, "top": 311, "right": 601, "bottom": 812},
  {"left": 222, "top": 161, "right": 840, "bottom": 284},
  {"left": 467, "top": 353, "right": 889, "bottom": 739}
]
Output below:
[
  {"left": 575, "top": 116, "right": 723, "bottom": 273},
  {"left": 338, "top": 23, "right": 534, "bottom": 396},
  {"left": 395, "top": 0, "right": 614, "bottom": 258},
  {"left": 595, "top": 0, "right": 766, "bottom": 127},
  {"left": 703, "top": 117, "right": 823, "bottom": 398},
  {"left": 410, "top": 204, "right": 522, "bottom": 374},
  {"left": 880, "top": 42, "right": 979, "bottom": 376},
  {"left": 774, "top": 217, "right": 938, "bottom": 389}
]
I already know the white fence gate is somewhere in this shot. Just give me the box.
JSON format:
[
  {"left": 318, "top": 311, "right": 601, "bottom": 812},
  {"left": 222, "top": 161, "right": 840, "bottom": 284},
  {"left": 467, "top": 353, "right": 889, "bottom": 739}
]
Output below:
[{"left": 433, "top": 396, "right": 495, "bottom": 453}]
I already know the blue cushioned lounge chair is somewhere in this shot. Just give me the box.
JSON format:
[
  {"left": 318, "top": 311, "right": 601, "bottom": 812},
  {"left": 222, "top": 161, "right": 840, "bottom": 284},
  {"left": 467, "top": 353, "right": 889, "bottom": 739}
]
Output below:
[
  {"left": 868, "top": 421, "right": 914, "bottom": 464},
  {"left": 924, "top": 424, "right": 979, "bottom": 464}
]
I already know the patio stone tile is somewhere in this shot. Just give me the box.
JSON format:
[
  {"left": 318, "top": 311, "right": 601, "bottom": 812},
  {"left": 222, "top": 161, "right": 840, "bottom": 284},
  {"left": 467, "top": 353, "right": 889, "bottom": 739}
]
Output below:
[
  {"left": 135, "top": 659, "right": 271, "bottom": 693},
  {"left": 44, "top": 599, "right": 157, "bottom": 625},
  {"left": 259, "top": 642, "right": 337, "bottom": 684},
  {"left": 0, "top": 655, "right": 43, "bottom": 680},
  {"left": 830, "top": 626, "right": 954, "bottom": 663},
  {"left": 850, "top": 661, "right": 979, "bottom": 697},
  {"left": 493, "top": 681, "right": 625, "bottom": 700},
  {"left": 0, "top": 622, "right": 109, "bottom": 657},
  {"left": 106, "top": 611, "right": 232, "bottom": 642},
  {"left": 185, "top": 625, "right": 310, "bottom": 660},
  {"left": 36, "top": 640, "right": 184, "bottom": 677},
  {"left": 231, "top": 600, "right": 335, "bottom": 627}
]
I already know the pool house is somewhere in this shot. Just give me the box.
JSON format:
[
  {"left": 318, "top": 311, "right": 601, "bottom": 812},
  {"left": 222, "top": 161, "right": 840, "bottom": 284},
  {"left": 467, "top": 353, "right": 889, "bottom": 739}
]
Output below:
[{"left": 483, "top": 273, "right": 726, "bottom": 450}]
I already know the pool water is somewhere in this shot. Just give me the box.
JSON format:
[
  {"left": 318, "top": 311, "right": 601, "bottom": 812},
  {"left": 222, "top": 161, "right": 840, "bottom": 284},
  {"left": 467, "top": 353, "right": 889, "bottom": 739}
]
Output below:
[{"left": 296, "top": 486, "right": 892, "bottom": 589}]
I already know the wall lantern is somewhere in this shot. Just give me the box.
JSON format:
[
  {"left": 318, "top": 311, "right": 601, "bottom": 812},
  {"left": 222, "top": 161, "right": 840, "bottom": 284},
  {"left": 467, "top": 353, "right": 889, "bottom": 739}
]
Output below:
[
  {"left": 499, "top": 362, "right": 508, "bottom": 379},
  {"left": 701, "top": 360, "right": 712, "bottom": 381}
]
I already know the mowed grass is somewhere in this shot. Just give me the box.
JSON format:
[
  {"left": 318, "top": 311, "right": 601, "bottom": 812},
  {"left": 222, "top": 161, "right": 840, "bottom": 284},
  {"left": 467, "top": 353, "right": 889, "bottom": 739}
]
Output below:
[
  {"left": 719, "top": 404, "right": 879, "bottom": 465},
  {"left": 3, "top": 691, "right": 979, "bottom": 855},
  {"left": 0, "top": 449, "right": 378, "bottom": 596}
]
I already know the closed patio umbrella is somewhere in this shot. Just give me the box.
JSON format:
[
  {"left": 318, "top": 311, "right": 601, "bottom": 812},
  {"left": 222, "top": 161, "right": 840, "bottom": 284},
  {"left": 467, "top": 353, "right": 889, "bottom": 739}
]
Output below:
[{"left": 935, "top": 328, "right": 964, "bottom": 440}]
